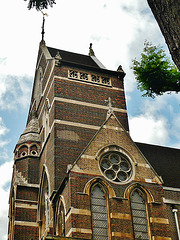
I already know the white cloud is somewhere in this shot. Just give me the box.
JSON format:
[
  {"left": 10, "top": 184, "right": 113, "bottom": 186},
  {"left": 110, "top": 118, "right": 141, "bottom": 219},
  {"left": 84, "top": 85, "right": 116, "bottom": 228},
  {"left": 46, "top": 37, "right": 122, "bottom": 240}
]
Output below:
[
  {"left": 0, "top": 75, "right": 32, "bottom": 110},
  {"left": 129, "top": 114, "right": 169, "bottom": 145},
  {"left": 0, "top": 0, "right": 178, "bottom": 238},
  {"left": 0, "top": 117, "right": 9, "bottom": 148}
]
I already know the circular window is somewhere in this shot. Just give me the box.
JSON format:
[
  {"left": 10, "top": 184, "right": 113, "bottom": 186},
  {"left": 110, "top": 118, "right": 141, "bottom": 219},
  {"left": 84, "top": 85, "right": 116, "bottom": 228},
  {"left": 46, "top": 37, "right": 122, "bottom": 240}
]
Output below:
[{"left": 100, "top": 151, "right": 132, "bottom": 183}]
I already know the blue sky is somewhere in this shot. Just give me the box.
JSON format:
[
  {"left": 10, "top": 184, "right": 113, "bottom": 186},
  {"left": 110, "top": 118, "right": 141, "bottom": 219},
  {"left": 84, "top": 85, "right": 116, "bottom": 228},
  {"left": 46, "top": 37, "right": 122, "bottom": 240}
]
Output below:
[{"left": 0, "top": 0, "right": 180, "bottom": 239}]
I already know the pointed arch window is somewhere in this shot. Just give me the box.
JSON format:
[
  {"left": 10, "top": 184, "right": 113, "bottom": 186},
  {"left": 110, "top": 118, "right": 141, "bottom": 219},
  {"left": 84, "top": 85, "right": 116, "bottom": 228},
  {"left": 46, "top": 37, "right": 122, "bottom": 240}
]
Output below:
[
  {"left": 91, "top": 183, "right": 109, "bottom": 240},
  {"left": 130, "top": 189, "right": 149, "bottom": 240},
  {"left": 40, "top": 172, "right": 50, "bottom": 237},
  {"left": 56, "top": 201, "right": 65, "bottom": 236}
]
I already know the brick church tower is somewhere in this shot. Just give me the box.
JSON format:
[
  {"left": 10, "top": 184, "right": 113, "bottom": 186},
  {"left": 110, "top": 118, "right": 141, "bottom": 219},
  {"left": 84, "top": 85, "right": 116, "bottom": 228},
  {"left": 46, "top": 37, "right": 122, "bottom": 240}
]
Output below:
[{"left": 8, "top": 41, "right": 180, "bottom": 240}]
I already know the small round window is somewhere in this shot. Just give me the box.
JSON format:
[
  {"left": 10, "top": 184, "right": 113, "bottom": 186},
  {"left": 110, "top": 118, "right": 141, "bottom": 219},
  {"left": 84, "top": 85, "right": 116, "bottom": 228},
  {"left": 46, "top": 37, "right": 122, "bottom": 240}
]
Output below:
[{"left": 100, "top": 151, "right": 132, "bottom": 183}]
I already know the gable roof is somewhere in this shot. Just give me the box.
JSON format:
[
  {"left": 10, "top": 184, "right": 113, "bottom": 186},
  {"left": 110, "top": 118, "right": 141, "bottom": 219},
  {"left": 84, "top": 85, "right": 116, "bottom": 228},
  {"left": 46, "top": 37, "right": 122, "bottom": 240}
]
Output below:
[
  {"left": 69, "top": 112, "right": 162, "bottom": 185},
  {"left": 136, "top": 142, "right": 180, "bottom": 188},
  {"left": 47, "top": 46, "right": 103, "bottom": 69}
]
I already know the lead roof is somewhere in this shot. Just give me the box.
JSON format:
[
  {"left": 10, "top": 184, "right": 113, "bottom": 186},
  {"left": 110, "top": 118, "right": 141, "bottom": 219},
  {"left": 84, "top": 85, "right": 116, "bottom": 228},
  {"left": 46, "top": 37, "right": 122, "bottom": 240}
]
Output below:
[
  {"left": 136, "top": 142, "right": 180, "bottom": 188},
  {"left": 47, "top": 46, "right": 101, "bottom": 69}
]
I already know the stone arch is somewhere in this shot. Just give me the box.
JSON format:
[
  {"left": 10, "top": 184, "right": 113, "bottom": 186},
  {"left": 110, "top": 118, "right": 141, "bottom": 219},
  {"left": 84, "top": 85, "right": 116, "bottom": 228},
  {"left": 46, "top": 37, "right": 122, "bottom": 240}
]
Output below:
[
  {"left": 83, "top": 177, "right": 116, "bottom": 198},
  {"left": 124, "top": 183, "right": 154, "bottom": 203},
  {"left": 29, "top": 143, "right": 40, "bottom": 156},
  {"left": 56, "top": 196, "right": 66, "bottom": 236},
  {"left": 38, "top": 165, "right": 51, "bottom": 237},
  {"left": 18, "top": 144, "right": 28, "bottom": 158},
  {"left": 90, "top": 181, "right": 111, "bottom": 240}
]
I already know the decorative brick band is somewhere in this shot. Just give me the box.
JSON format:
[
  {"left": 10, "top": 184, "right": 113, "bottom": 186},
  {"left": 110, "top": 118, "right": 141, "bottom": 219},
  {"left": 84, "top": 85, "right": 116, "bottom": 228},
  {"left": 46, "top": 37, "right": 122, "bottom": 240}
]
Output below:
[
  {"left": 152, "top": 236, "right": 172, "bottom": 240},
  {"left": 54, "top": 120, "right": 100, "bottom": 130},
  {"left": 66, "top": 207, "right": 91, "bottom": 222},
  {"left": 150, "top": 217, "right": 169, "bottom": 224},
  {"left": 66, "top": 227, "right": 92, "bottom": 237},
  {"left": 15, "top": 203, "right": 38, "bottom": 209},
  {"left": 110, "top": 213, "right": 131, "bottom": 220},
  {"left": 15, "top": 221, "right": 39, "bottom": 227},
  {"left": 53, "top": 97, "right": 127, "bottom": 113},
  {"left": 112, "top": 232, "right": 133, "bottom": 238}
]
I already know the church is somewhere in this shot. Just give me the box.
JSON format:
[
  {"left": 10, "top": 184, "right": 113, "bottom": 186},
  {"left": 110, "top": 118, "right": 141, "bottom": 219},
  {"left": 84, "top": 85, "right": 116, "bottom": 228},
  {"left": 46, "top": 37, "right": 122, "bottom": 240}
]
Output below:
[{"left": 8, "top": 40, "right": 180, "bottom": 240}]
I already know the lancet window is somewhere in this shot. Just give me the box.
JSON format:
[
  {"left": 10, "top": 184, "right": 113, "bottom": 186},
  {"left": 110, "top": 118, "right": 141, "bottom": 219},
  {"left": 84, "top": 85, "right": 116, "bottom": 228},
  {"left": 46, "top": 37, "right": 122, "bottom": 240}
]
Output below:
[
  {"left": 130, "top": 189, "right": 149, "bottom": 240},
  {"left": 56, "top": 201, "right": 65, "bottom": 236},
  {"left": 91, "top": 183, "right": 109, "bottom": 240}
]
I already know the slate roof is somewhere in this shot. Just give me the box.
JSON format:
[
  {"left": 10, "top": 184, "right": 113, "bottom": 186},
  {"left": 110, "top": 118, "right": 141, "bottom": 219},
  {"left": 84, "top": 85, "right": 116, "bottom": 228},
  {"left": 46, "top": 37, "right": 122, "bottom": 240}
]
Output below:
[
  {"left": 47, "top": 46, "right": 101, "bottom": 69},
  {"left": 136, "top": 142, "right": 180, "bottom": 188}
]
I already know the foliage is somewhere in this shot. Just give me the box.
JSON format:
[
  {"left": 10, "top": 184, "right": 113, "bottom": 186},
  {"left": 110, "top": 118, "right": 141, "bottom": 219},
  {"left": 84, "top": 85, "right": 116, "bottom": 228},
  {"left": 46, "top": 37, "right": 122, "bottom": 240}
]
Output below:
[
  {"left": 24, "top": 0, "right": 56, "bottom": 10},
  {"left": 132, "top": 41, "right": 180, "bottom": 98}
]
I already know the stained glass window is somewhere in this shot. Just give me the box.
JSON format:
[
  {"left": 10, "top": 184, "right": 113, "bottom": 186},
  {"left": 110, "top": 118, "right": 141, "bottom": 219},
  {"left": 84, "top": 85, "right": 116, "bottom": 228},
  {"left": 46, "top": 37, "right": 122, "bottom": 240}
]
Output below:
[
  {"left": 91, "top": 184, "right": 109, "bottom": 240},
  {"left": 131, "top": 190, "right": 149, "bottom": 240}
]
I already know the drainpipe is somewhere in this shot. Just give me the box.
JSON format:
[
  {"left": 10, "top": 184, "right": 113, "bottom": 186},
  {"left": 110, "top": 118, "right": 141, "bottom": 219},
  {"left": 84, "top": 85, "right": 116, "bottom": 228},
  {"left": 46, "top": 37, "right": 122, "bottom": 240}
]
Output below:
[{"left": 172, "top": 208, "right": 180, "bottom": 240}]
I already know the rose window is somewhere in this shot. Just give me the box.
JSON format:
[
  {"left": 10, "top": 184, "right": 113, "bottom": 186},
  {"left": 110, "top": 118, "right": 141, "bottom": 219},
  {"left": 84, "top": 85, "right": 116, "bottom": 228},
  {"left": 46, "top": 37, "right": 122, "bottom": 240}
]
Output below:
[{"left": 100, "top": 152, "right": 132, "bottom": 183}]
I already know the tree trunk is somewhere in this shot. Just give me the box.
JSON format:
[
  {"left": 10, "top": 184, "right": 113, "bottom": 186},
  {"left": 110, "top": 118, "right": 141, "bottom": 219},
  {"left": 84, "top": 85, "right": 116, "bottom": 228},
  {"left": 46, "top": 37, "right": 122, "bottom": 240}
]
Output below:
[{"left": 147, "top": 0, "right": 180, "bottom": 70}]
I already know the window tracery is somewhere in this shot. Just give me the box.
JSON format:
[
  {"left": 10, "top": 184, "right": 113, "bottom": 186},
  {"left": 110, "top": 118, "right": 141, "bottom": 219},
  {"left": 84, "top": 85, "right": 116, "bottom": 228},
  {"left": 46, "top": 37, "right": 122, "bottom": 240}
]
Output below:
[
  {"left": 99, "top": 149, "right": 133, "bottom": 184},
  {"left": 68, "top": 70, "right": 111, "bottom": 86}
]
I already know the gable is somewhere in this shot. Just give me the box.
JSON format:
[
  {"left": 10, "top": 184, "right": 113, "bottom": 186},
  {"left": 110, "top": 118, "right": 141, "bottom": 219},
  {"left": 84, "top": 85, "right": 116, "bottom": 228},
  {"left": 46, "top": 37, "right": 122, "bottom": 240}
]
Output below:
[{"left": 71, "top": 113, "right": 162, "bottom": 186}]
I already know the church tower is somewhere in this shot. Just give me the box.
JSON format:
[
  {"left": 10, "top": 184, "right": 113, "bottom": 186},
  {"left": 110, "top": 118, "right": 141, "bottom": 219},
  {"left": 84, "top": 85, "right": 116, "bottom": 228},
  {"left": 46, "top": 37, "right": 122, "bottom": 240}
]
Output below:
[{"left": 8, "top": 41, "right": 180, "bottom": 240}]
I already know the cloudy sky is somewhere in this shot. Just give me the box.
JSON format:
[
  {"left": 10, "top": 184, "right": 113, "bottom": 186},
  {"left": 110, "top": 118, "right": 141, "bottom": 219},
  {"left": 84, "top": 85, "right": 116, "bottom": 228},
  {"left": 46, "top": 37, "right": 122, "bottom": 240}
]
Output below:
[{"left": 0, "top": 0, "right": 180, "bottom": 239}]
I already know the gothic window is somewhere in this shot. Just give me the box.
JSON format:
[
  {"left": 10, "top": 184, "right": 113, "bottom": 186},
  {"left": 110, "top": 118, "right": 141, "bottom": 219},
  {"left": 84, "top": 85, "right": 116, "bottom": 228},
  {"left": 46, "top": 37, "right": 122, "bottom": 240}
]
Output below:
[
  {"left": 40, "top": 172, "right": 50, "bottom": 237},
  {"left": 99, "top": 151, "right": 132, "bottom": 184},
  {"left": 34, "top": 66, "right": 43, "bottom": 109},
  {"left": 43, "top": 100, "right": 50, "bottom": 142},
  {"left": 56, "top": 201, "right": 65, "bottom": 236},
  {"left": 91, "top": 183, "right": 109, "bottom": 240},
  {"left": 130, "top": 189, "right": 149, "bottom": 240}
]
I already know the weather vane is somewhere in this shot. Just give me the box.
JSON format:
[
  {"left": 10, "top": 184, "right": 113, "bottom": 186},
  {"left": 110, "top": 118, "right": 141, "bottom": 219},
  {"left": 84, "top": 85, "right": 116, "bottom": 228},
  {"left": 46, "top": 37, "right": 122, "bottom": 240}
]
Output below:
[{"left": 41, "top": 11, "right": 48, "bottom": 42}]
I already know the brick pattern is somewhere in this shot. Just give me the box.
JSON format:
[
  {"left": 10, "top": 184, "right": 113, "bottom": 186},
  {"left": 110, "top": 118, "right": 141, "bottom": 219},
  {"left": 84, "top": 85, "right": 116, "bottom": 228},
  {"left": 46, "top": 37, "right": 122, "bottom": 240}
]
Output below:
[
  {"left": 9, "top": 44, "right": 180, "bottom": 240},
  {"left": 16, "top": 186, "right": 38, "bottom": 201},
  {"left": 14, "top": 225, "right": 38, "bottom": 240},
  {"left": 15, "top": 208, "right": 37, "bottom": 222}
]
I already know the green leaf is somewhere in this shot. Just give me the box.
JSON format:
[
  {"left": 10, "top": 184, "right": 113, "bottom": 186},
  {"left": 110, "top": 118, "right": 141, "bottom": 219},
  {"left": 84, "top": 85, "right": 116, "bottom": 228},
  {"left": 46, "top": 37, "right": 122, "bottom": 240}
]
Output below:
[{"left": 131, "top": 41, "right": 180, "bottom": 98}]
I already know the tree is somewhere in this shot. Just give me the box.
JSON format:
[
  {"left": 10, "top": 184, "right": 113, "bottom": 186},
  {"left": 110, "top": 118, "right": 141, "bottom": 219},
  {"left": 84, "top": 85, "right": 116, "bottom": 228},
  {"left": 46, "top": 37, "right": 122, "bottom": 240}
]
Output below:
[
  {"left": 147, "top": 0, "right": 180, "bottom": 70},
  {"left": 132, "top": 41, "right": 180, "bottom": 98},
  {"left": 24, "top": 0, "right": 56, "bottom": 10}
]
